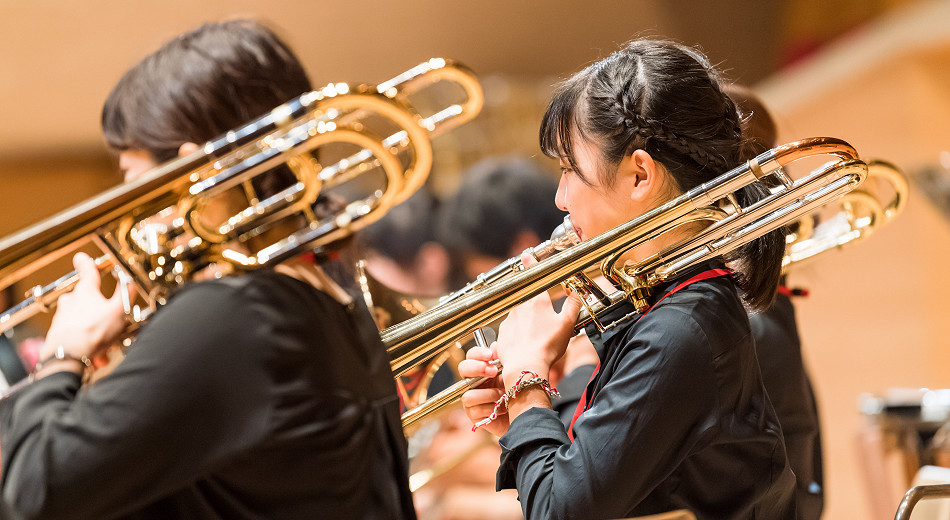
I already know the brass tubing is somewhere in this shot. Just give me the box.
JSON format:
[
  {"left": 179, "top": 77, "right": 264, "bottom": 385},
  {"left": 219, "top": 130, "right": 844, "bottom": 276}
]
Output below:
[
  {"left": 390, "top": 137, "right": 864, "bottom": 427},
  {"left": 385, "top": 137, "right": 859, "bottom": 378}
]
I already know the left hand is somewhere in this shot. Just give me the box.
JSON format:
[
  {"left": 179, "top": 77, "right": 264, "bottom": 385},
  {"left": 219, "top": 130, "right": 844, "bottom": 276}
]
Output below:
[
  {"left": 494, "top": 287, "right": 582, "bottom": 390},
  {"left": 39, "top": 253, "right": 131, "bottom": 374}
]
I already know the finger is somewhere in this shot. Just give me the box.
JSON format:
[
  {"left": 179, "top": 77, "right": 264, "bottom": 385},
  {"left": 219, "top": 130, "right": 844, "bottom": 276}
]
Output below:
[
  {"left": 461, "top": 388, "right": 503, "bottom": 409},
  {"left": 72, "top": 253, "right": 102, "bottom": 292},
  {"left": 458, "top": 359, "right": 498, "bottom": 378},
  {"left": 465, "top": 346, "right": 494, "bottom": 361},
  {"left": 466, "top": 403, "right": 507, "bottom": 422},
  {"left": 559, "top": 289, "right": 583, "bottom": 322},
  {"left": 520, "top": 250, "right": 538, "bottom": 268}
]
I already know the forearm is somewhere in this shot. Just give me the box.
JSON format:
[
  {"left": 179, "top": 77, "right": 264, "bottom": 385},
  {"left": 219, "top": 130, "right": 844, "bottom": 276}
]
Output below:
[
  {"left": 497, "top": 408, "right": 573, "bottom": 520},
  {"left": 1, "top": 372, "right": 83, "bottom": 519}
]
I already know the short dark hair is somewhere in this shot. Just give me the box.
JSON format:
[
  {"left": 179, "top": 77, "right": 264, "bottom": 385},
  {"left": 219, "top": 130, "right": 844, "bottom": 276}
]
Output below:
[
  {"left": 360, "top": 190, "right": 441, "bottom": 268},
  {"left": 538, "top": 39, "right": 784, "bottom": 310},
  {"left": 437, "top": 157, "right": 564, "bottom": 259},
  {"left": 101, "top": 19, "right": 311, "bottom": 201},
  {"left": 102, "top": 19, "right": 311, "bottom": 162}
]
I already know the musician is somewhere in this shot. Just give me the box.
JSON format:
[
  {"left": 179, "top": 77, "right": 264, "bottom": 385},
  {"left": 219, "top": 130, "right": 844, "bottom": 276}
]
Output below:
[
  {"left": 726, "top": 83, "right": 825, "bottom": 520},
  {"left": 360, "top": 189, "right": 451, "bottom": 299},
  {"left": 0, "top": 20, "right": 415, "bottom": 519},
  {"left": 459, "top": 40, "right": 796, "bottom": 519}
]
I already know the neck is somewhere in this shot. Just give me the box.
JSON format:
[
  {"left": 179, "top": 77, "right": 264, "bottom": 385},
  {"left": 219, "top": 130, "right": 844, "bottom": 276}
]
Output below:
[
  {"left": 618, "top": 220, "right": 706, "bottom": 266},
  {"left": 274, "top": 257, "right": 353, "bottom": 307}
]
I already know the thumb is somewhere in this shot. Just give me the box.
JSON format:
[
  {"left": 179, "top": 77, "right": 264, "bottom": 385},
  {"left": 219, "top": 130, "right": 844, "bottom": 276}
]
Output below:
[
  {"left": 559, "top": 288, "right": 583, "bottom": 323},
  {"left": 72, "top": 253, "right": 102, "bottom": 292}
]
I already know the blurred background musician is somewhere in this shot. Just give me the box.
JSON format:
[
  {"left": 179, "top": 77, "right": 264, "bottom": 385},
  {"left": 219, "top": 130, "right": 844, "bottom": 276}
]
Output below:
[
  {"left": 726, "top": 82, "right": 825, "bottom": 520},
  {"left": 436, "top": 157, "right": 568, "bottom": 289},
  {"left": 360, "top": 189, "right": 452, "bottom": 303},
  {"left": 0, "top": 20, "right": 415, "bottom": 519}
]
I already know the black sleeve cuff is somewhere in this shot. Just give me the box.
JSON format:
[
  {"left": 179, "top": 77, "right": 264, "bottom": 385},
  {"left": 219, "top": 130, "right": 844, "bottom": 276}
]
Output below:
[{"left": 496, "top": 407, "right": 570, "bottom": 489}]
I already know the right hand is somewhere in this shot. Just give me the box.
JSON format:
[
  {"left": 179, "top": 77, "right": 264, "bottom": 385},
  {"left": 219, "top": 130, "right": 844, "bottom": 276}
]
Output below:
[
  {"left": 39, "top": 253, "right": 131, "bottom": 375},
  {"left": 458, "top": 345, "right": 509, "bottom": 437}
]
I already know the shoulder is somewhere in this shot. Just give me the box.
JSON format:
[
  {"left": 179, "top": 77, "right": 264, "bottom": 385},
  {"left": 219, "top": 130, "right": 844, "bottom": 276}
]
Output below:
[
  {"left": 619, "top": 276, "right": 751, "bottom": 364},
  {"left": 749, "top": 293, "right": 796, "bottom": 336},
  {"left": 645, "top": 276, "right": 748, "bottom": 340},
  {"left": 140, "top": 272, "right": 335, "bottom": 345},
  {"left": 164, "top": 271, "right": 328, "bottom": 315}
]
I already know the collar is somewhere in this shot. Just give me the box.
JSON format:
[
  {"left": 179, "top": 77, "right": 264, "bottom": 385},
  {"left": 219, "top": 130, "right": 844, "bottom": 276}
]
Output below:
[{"left": 584, "top": 259, "right": 730, "bottom": 349}]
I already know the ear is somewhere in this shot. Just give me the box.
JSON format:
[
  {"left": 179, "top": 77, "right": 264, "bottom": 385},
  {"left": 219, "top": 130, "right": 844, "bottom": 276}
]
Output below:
[
  {"left": 620, "top": 149, "right": 664, "bottom": 203},
  {"left": 178, "top": 142, "right": 200, "bottom": 157}
]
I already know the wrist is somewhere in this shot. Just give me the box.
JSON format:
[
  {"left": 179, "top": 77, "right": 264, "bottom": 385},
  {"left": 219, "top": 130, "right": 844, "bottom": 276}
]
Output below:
[
  {"left": 502, "top": 363, "right": 550, "bottom": 390},
  {"left": 33, "top": 345, "right": 92, "bottom": 379},
  {"left": 506, "top": 386, "right": 554, "bottom": 420},
  {"left": 472, "top": 369, "right": 560, "bottom": 431}
]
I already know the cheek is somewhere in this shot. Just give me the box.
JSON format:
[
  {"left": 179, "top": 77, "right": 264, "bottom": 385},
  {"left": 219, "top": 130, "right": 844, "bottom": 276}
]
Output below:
[{"left": 121, "top": 154, "right": 158, "bottom": 182}]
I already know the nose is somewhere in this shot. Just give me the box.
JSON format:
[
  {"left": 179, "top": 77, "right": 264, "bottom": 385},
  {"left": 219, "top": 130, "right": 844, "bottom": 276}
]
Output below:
[{"left": 555, "top": 174, "right": 568, "bottom": 211}]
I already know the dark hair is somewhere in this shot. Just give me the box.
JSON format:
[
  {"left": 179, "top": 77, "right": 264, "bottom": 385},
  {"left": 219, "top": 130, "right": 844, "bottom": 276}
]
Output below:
[
  {"left": 360, "top": 190, "right": 441, "bottom": 268},
  {"left": 722, "top": 83, "right": 778, "bottom": 160},
  {"left": 539, "top": 39, "right": 783, "bottom": 310},
  {"left": 101, "top": 19, "right": 311, "bottom": 200},
  {"left": 437, "top": 157, "right": 564, "bottom": 259}
]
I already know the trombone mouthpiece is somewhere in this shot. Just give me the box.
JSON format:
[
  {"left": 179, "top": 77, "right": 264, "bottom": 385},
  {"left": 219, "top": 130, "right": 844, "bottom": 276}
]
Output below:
[{"left": 529, "top": 215, "right": 581, "bottom": 261}]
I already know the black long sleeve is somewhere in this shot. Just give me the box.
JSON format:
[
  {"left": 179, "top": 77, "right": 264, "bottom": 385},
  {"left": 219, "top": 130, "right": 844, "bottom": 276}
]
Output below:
[{"left": 1, "top": 272, "right": 415, "bottom": 520}]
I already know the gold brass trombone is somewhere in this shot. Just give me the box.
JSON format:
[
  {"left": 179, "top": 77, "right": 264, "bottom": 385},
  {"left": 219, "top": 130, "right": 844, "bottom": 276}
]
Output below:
[
  {"left": 390, "top": 137, "right": 872, "bottom": 429},
  {"left": 783, "top": 159, "right": 907, "bottom": 269},
  {"left": 359, "top": 216, "right": 580, "bottom": 422},
  {"left": 0, "top": 58, "right": 483, "bottom": 344}
]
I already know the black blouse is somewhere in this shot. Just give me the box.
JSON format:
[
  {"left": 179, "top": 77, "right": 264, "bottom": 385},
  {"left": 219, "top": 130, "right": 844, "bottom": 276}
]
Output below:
[
  {"left": 0, "top": 271, "right": 415, "bottom": 520},
  {"left": 496, "top": 262, "right": 796, "bottom": 520}
]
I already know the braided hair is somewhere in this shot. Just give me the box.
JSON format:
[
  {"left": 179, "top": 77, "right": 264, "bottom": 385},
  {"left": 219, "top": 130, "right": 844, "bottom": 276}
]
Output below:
[{"left": 539, "top": 39, "right": 783, "bottom": 310}]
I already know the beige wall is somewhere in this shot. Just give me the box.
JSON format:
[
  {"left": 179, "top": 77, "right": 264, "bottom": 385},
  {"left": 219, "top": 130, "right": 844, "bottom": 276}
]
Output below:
[
  {"left": 0, "top": 152, "right": 118, "bottom": 237},
  {"left": 760, "top": 26, "right": 950, "bottom": 520}
]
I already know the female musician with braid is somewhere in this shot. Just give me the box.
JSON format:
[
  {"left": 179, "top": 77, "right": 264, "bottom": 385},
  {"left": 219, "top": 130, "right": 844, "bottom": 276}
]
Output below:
[
  {"left": 459, "top": 40, "right": 796, "bottom": 519},
  {"left": 0, "top": 20, "right": 415, "bottom": 519}
]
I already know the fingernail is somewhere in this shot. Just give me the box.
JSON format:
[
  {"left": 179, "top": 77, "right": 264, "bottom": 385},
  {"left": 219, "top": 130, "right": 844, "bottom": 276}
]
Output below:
[{"left": 485, "top": 365, "right": 498, "bottom": 377}]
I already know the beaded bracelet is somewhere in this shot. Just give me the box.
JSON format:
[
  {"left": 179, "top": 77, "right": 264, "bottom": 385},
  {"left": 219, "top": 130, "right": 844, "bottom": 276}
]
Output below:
[
  {"left": 33, "top": 345, "right": 93, "bottom": 374},
  {"left": 472, "top": 370, "right": 560, "bottom": 431}
]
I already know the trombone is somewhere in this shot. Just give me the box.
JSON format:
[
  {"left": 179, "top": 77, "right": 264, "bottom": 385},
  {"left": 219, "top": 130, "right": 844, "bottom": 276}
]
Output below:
[
  {"left": 0, "top": 58, "right": 483, "bottom": 384},
  {"left": 783, "top": 159, "right": 907, "bottom": 269},
  {"left": 389, "top": 137, "right": 873, "bottom": 429}
]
